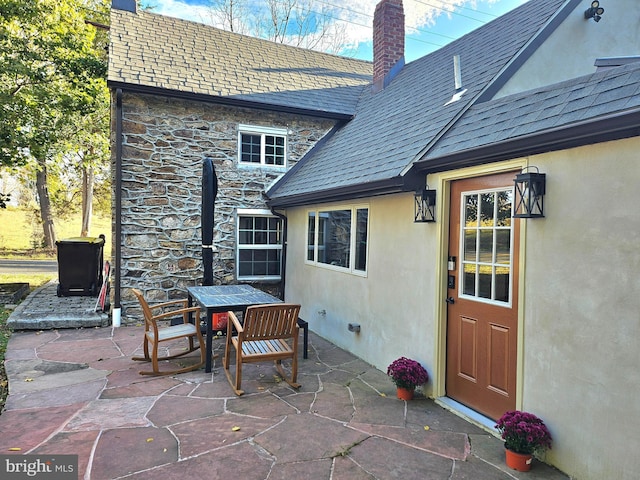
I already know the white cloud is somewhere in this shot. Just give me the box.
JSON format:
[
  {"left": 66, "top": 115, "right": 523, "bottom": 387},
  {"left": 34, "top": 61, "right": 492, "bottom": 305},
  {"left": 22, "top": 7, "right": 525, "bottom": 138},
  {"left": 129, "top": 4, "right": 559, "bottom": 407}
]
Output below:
[{"left": 141, "top": 0, "right": 525, "bottom": 58}]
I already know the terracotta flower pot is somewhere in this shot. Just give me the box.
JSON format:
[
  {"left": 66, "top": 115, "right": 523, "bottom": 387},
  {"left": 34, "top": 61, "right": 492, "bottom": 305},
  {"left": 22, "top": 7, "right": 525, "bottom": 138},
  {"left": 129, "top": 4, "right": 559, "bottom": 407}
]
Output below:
[
  {"left": 396, "top": 387, "right": 414, "bottom": 401},
  {"left": 505, "top": 449, "right": 533, "bottom": 472}
]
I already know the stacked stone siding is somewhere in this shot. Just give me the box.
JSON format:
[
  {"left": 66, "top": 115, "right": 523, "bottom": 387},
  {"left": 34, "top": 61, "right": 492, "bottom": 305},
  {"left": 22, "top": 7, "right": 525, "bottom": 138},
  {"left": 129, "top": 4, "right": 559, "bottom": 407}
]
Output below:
[{"left": 114, "top": 92, "right": 335, "bottom": 322}]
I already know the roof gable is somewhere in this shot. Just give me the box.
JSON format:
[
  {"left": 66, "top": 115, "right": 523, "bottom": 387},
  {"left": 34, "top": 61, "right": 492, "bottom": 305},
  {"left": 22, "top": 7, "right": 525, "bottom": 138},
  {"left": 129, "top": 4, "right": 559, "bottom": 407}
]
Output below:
[
  {"left": 267, "top": 0, "right": 571, "bottom": 206},
  {"left": 108, "top": 9, "right": 372, "bottom": 117},
  {"left": 415, "top": 62, "right": 640, "bottom": 170}
]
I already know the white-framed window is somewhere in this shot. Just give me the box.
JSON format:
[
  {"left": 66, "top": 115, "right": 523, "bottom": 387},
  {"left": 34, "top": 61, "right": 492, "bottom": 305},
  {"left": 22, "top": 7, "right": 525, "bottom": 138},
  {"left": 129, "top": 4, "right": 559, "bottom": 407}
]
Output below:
[
  {"left": 238, "top": 124, "right": 287, "bottom": 167},
  {"left": 306, "top": 205, "right": 368, "bottom": 275},
  {"left": 237, "top": 209, "right": 283, "bottom": 281}
]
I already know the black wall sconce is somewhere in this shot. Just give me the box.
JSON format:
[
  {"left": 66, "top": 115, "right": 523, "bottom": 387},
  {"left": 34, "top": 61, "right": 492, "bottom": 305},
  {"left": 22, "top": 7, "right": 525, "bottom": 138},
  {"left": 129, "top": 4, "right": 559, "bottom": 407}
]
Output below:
[
  {"left": 414, "top": 187, "right": 436, "bottom": 223},
  {"left": 584, "top": 1, "right": 604, "bottom": 22},
  {"left": 513, "top": 167, "right": 546, "bottom": 218}
]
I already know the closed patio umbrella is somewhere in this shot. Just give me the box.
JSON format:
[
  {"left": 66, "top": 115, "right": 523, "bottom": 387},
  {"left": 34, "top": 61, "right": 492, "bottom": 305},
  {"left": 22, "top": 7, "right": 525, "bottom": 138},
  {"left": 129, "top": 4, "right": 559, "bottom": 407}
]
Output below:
[{"left": 202, "top": 157, "right": 218, "bottom": 286}]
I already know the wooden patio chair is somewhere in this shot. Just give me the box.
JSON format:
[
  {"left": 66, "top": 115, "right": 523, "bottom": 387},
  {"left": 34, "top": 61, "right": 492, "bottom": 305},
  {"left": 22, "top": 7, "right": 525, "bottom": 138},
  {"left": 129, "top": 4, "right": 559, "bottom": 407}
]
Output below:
[
  {"left": 131, "top": 288, "right": 205, "bottom": 376},
  {"left": 223, "top": 303, "right": 301, "bottom": 396}
]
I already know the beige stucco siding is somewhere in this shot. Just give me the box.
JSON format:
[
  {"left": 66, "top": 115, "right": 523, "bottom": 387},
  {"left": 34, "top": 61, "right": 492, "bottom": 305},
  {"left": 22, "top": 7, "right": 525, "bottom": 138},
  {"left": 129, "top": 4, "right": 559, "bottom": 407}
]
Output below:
[
  {"left": 518, "top": 137, "right": 640, "bottom": 479},
  {"left": 284, "top": 195, "right": 439, "bottom": 396},
  {"left": 284, "top": 137, "right": 640, "bottom": 479},
  {"left": 495, "top": 0, "right": 640, "bottom": 99}
]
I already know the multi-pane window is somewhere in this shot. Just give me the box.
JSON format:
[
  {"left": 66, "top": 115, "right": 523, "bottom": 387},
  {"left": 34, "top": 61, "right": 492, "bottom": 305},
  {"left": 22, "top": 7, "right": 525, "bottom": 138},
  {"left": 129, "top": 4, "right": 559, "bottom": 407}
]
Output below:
[
  {"left": 306, "top": 206, "right": 368, "bottom": 274},
  {"left": 460, "top": 189, "right": 513, "bottom": 304},
  {"left": 238, "top": 124, "right": 286, "bottom": 167},
  {"left": 237, "top": 211, "right": 283, "bottom": 280}
]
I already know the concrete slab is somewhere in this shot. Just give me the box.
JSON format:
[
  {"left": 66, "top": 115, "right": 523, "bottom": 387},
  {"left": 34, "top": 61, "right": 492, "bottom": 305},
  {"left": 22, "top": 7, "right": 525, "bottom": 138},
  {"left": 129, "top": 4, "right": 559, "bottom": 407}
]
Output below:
[{"left": 7, "top": 281, "right": 109, "bottom": 329}]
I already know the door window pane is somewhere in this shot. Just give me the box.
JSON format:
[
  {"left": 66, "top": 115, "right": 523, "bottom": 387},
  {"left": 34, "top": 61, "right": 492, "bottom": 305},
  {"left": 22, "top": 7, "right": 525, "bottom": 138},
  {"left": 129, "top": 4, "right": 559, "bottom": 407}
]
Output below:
[
  {"left": 460, "top": 189, "right": 513, "bottom": 304},
  {"left": 464, "top": 230, "right": 477, "bottom": 262},
  {"left": 496, "top": 190, "right": 513, "bottom": 227},
  {"left": 463, "top": 264, "right": 476, "bottom": 296},
  {"left": 495, "top": 229, "right": 511, "bottom": 265},
  {"left": 480, "top": 193, "right": 495, "bottom": 226},
  {"left": 495, "top": 266, "right": 510, "bottom": 302},
  {"left": 478, "top": 266, "right": 492, "bottom": 299},
  {"left": 464, "top": 195, "right": 478, "bottom": 227},
  {"left": 478, "top": 229, "right": 494, "bottom": 263}
]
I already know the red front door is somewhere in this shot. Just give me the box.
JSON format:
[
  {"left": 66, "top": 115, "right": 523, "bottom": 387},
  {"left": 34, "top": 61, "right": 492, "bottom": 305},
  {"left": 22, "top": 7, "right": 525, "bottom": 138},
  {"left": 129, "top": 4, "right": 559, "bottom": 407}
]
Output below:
[{"left": 446, "top": 173, "right": 520, "bottom": 420}]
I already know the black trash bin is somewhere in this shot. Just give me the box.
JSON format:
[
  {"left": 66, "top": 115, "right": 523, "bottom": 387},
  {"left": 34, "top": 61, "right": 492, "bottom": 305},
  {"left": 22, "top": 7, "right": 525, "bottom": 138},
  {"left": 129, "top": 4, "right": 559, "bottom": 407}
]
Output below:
[{"left": 56, "top": 234, "right": 105, "bottom": 297}]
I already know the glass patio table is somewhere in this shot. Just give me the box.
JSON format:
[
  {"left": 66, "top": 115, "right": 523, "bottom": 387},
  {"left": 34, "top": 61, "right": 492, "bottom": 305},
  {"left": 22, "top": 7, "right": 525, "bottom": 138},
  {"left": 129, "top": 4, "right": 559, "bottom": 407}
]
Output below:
[{"left": 187, "top": 285, "right": 308, "bottom": 373}]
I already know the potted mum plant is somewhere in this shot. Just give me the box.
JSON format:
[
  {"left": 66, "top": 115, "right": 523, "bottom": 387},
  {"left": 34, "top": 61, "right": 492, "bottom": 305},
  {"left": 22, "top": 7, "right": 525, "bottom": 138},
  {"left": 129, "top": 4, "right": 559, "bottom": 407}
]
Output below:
[
  {"left": 495, "top": 410, "right": 552, "bottom": 472},
  {"left": 386, "top": 357, "right": 429, "bottom": 400}
]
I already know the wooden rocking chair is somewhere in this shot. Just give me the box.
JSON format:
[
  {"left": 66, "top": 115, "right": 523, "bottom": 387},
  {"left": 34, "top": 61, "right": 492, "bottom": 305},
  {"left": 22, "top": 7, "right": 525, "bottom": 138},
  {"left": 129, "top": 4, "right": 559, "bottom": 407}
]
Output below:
[
  {"left": 131, "top": 288, "right": 205, "bottom": 376},
  {"left": 223, "top": 303, "right": 301, "bottom": 396}
]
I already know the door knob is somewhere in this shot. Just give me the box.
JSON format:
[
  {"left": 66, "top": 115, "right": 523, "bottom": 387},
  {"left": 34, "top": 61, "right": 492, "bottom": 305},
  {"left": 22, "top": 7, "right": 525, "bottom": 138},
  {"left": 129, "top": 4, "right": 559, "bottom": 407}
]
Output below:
[{"left": 446, "top": 297, "right": 455, "bottom": 304}]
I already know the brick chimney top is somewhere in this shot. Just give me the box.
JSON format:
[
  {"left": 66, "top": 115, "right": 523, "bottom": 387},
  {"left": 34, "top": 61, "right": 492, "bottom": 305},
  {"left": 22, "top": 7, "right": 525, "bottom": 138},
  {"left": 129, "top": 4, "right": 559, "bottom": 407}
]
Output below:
[{"left": 373, "top": 0, "right": 405, "bottom": 93}]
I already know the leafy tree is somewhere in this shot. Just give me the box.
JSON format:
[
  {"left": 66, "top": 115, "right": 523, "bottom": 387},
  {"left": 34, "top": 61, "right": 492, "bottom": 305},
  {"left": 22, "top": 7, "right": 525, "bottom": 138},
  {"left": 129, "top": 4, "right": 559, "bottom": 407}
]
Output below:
[
  {"left": 199, "top": 0, "right": 350, "bottom": 55},
  {"left": 0, "top": 0, "right": 108, "bottom": 246}
]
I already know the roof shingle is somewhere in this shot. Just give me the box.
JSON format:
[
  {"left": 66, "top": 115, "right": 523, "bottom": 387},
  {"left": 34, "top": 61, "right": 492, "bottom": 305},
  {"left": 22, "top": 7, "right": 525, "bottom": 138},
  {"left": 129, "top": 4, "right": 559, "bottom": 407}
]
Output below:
[
  {"left": 267, "top": 0, "right": 570, "bottom": 203},
  {"left": 108, "top": 9, "right": 372, "bottom": 116},
  {"left": 425, "top": 62, "right": 640, "bottom": 161}
]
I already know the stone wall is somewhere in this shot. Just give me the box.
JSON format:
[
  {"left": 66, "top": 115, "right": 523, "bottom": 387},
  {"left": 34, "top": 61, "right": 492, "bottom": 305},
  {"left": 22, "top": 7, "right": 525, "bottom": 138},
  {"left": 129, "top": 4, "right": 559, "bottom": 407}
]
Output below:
[{"left": 113, "top": 92, "right": 336, "bottom": 322}]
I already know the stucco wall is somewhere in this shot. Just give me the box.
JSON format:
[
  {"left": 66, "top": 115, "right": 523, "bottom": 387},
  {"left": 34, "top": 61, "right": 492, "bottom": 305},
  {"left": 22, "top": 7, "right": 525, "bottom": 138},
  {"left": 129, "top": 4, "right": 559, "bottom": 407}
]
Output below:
[
  {"left": 113, "top": 92, "right": 335, "bottom": 320},
  {"left": 284, "top": 194, "right": 439, "bottom": 396},
  {"left": 283, "top": 137, "right": 640, "bottom": 479},
  {"left": 517, "top": 137, "right": 640, "bottom": 479},
  {"left": 495, "top": 0, "right": 640, "bottom": 98}
]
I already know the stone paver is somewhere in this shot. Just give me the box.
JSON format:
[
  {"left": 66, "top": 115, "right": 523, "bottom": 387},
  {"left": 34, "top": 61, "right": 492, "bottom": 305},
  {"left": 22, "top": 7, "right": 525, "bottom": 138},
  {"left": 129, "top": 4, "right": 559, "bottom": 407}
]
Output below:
[
  {"left": 7, "top": 281, "right": 109, "bottom": 329},
  {"left": 1, "top": 301, "right": 570, "bottom": 479}
]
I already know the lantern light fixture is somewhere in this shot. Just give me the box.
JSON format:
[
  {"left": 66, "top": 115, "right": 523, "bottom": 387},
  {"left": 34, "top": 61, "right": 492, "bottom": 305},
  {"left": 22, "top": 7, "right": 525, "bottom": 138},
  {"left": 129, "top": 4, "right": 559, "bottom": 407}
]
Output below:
[
  {"left": 513, "top": 167, "right": 546, "bottom": 219},
  {"left": 584, "top": 1, "right": 604, "bottom": 22},
  {"left": 414, "top": 187, "right": 437, "bottom": 223}
]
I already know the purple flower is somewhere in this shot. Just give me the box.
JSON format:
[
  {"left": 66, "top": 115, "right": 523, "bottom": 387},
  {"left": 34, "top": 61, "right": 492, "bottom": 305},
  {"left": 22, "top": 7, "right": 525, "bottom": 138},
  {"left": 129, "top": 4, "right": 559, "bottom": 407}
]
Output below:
[
  {"left": 495, "top": 410, "right": 552, "bottom": 455},
  {"left": 387, "top": 357, "right": 429, "bottom": 390}
]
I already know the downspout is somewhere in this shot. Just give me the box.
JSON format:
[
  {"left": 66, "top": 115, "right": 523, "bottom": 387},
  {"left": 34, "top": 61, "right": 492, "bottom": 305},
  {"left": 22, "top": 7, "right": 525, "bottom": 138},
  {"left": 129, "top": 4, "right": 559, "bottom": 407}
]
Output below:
[
  {"left": 270, "top": 208, "right": 287, "bottom": 301},
  {"left": 114, "top": 89, "right": 123, "bottom": 309}
]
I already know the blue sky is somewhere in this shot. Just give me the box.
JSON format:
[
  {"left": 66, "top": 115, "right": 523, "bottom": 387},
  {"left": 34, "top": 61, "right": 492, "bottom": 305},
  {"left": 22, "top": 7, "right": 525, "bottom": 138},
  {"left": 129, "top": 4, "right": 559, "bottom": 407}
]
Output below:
[{"left": 141, "top": 0, "right": 529, "bottom": 62}]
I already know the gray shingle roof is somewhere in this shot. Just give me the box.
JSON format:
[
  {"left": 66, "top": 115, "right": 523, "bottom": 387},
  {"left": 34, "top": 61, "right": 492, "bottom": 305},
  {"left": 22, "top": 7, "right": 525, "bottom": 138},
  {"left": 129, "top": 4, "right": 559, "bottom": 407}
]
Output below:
[
  {"left": 421, "top": 62, "right": 640, "bottom": 164},
  {"left": 108, "top": 9, "right": 371, "bottom": 116},
  {"left": 267, "top": 0, "right": 570, "bottom": 205}
]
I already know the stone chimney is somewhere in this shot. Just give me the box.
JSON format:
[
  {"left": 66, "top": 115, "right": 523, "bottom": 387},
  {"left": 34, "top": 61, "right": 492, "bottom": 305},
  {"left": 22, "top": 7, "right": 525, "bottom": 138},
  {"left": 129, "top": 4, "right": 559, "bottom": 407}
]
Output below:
[{"left": 372, "top": 0, "right": 405, "bottom": 93}]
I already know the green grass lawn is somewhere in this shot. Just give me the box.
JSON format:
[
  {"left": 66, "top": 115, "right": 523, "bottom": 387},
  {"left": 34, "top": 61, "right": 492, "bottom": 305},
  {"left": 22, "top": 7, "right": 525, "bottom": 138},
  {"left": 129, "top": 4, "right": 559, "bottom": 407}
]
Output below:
[{"left": 0, "top": 207, "right": 111, "bottom": 259}]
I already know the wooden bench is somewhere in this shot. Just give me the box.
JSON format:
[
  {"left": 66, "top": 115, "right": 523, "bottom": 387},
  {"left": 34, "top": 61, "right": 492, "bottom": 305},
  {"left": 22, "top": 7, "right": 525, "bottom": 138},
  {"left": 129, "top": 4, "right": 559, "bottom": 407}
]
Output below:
[{"left": 223, "top": 303, "right": 301, "bottom": 396}]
